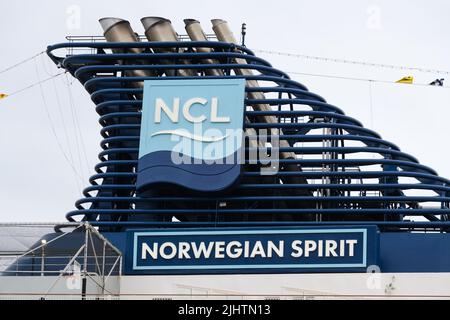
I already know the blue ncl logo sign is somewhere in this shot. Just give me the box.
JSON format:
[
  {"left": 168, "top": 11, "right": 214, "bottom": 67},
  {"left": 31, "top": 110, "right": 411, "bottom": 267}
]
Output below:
[{"left": 137, "top": 78, "right": 246, "bottom": 192}]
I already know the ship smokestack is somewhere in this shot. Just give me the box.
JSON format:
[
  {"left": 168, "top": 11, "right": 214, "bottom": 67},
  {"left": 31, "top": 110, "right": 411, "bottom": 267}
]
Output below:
[
  {"left": 100, "top": 17, "right": 140, "bottom": 49},
  {"left": 99, "top": 17, "right": 156, "bottom": 91},
  {"left": 141, "top": 17, "right": 196, "bottom": 77},
  {"left": 211, "top": 19, "right": 314, "bottom": 213},
  {"left": 210, "top": 18, "right": 294, "bottom": 159},
  {"left": 183, "top": 19, "right": 222, "bottom": 77},
  {"left": 183, "top": 18, "right": 261, "bottom": 150},
  {"left": 140, "top": 17, "right": 178, "bottom": 43}
]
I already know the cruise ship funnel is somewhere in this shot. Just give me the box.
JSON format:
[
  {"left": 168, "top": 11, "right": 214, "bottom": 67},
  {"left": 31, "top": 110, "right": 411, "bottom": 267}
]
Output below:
[
  {"left": 141, "top": 16, "right": 196, "bottom": 77},
  {"left": 211, "top": 19, "right": 314, "bottom": 212},
  {"left": 99, "top": 17, "right": 156, "bottom": 85}
]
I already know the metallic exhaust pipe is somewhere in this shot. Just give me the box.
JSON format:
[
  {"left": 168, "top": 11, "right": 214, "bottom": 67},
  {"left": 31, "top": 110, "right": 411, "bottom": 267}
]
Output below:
[
  {"left": 210, "top": 19, "right": 295, "bottom": 160},
  {"left": 140, "top": 17, "right": 178, "bottom": 43},
  {"left": 183, "top": 19, "right": 261, "bottom": 151},
  {"left": 100, "top": 17, "right": 141, "bottom": 50},
  {"left": 141, "top": 17, "right": 196, "bottom": 77},
  {"left": 211, "top": 19, "right": 314, "bottom": 211},
  {"left": 99, "top": 18, "right": 161, "bottom": 227},
  {"left": 184, "top": 19, "right": 223, "bottom": 77},
  {"left": 184, "top": 19, "right": 208, "bottom": 43},
  {"left": 99, "top": 17, "right": 156, "bottom": 89}
]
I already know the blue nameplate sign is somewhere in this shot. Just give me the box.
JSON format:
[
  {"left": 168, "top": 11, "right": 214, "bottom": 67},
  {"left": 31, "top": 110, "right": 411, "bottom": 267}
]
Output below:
[
  {"left": 137, "top": 78, "right": 246, "bottom": 192},
  {"left": 125, "top": 227, "right": 379, "bottom": 275}
]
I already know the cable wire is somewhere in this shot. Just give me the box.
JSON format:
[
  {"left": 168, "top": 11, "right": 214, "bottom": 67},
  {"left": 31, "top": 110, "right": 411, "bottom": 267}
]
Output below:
[
  {"left": 64, "top": 73, "right": 90, "bottom": 179},
  {"left": 4, "top": 72, "right": 67, "bottom": 98},
  {"left": 286, "top": 70, "right": 450, "bottom": 88},
  {"left": 0, "top": 51, "right": 45, "bottom": 75},
  {"left": 41, "top": 53, "right": 91, "bottom": 178},
  {"left": 51, "top": 70, "right": 76, "bottom": 173},
  {"left": 33, "top": 58, "right": 85, "bottom": 189},
  {"left": 255, "top": 49, "right": 450, "bottom": 76}
]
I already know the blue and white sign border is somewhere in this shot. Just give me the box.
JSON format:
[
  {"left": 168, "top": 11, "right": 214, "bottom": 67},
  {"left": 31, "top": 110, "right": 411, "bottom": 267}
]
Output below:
[{"left": 127, "top": 227, "right": 379, "bottom": 274}]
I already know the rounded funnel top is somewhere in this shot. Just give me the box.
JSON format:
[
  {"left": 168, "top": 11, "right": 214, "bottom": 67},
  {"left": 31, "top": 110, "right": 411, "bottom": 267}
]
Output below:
[
  {"left": 211, "top": 19, "right": 228, "bottom": 27},
  {"left": 184, "top": 19, "right": 200, "bottom": 26},
  {"left": 141, "top": 16, "right": 172, "bottom": 31},
  {"left": 99, "top": 17, "right": 129, "bottom": 34}
]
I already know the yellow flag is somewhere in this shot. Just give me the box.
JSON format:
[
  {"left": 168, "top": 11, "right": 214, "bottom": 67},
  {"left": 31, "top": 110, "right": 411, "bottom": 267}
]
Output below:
[
  {"left": 0, "top": 93, "right": 8, "bottom": 99},
  {"left": 396, "top": 76, "right": 414, "bottom": 84}
]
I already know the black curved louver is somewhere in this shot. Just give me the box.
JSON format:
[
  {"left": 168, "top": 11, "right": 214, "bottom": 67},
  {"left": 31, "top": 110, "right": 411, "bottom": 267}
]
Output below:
[{"left": 47, "top": 30, "right": 450, "bottom": 232}]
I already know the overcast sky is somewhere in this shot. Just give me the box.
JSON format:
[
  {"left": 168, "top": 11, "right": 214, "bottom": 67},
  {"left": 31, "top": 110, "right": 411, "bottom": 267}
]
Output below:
[{"left": 0, "top": 0, "right": 449, "bottom": 222}]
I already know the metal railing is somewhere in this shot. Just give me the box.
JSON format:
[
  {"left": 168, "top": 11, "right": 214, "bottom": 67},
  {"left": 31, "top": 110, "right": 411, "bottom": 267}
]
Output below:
[
  {"left": 65, "top": 34, "right": 218, "bottom": 55},
  {"left": 0, "top": 222, "right": 122, "bottom": 299}
]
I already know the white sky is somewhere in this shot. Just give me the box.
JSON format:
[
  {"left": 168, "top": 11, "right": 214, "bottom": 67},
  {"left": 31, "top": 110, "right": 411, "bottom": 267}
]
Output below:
[{"left": 0, "top": 0, "right": 449, "bottom": 222}]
